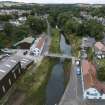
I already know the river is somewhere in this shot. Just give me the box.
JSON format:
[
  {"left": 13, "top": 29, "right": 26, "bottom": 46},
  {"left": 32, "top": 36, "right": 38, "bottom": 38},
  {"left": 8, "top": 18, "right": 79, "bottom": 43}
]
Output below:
[{"left": 46, "top": 34, "right": 71, "bottom": 105}]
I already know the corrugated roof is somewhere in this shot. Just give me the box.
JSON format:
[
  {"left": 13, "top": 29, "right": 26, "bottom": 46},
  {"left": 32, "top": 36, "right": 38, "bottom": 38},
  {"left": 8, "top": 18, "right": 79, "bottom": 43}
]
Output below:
[
  {"left": 0, "top": 55, "right": 33, "bottom": 80},
  {"left": 14, "top": 36, "right": 35, "bottom": 46}
]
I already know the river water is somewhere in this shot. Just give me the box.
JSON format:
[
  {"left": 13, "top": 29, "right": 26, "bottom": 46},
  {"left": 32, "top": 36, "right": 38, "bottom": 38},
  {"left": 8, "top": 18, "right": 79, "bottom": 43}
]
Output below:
[{"left": 46, "top": 34, "right": 71, "bottom": 105}]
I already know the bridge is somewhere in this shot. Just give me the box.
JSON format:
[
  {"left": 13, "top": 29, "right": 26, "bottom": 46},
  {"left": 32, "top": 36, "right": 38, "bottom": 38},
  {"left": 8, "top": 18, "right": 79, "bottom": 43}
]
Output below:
[{"left": 43, "top": 53, "right": 76, "bottom": 59}]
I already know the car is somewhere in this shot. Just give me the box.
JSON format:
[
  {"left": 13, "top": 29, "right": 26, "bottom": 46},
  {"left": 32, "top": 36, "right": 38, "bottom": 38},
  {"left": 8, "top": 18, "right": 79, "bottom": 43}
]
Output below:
[
  {"left": 97, "top": 55, "right": 102, "bottom": 59},
  {"left": 76, "top": 67, "right": 81, "bottom": 76},
  {"left": 84, "top": 88, "right": 101, "bottom": 99},
  {"left": 75, "top": 60, "right": 80, "bottom": 66}
]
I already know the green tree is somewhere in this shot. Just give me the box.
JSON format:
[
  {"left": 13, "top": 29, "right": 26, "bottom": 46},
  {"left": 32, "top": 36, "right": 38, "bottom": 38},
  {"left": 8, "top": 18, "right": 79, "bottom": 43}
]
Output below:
[{"left": 26, "top": 16, "right": 47, "bottom": 34}]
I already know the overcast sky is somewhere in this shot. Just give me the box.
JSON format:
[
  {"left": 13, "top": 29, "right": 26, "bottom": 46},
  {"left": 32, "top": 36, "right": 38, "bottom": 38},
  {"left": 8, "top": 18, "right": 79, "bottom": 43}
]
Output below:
[{"left": 1, "top": 0, "right": 105, "bottom": 4}]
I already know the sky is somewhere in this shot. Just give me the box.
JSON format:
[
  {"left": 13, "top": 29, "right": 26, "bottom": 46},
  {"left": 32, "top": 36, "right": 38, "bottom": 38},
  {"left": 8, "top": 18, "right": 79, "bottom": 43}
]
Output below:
[{"left": 1, "top": 0, "right": 105, "bottom": 4}]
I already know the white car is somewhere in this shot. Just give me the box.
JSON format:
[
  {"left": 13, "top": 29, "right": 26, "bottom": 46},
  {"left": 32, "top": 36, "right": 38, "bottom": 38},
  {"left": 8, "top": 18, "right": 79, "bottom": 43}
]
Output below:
[
  {"left": 84, "top": 88, "right": 101, "bottom": 99},
  {"left": 75, "top": 60, "right": 80, "bottom": 66}
]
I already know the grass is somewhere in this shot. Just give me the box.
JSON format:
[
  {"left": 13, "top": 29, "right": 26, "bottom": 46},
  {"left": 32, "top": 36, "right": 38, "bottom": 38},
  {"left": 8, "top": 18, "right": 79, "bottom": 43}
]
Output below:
[
  {"left": 96, "top": 59, "right": 105, "bottom": 81},
  {"left": 65, "top": 34, "right": 81, "bottom": 57},
  {"left": 2, "top": 57, "right": 58, "bottom": 105},
  {"left": 63, "top": 59, "right": 72, "bottom": 87},
  {"left": 49, "top": 28, "right": 61, "bottom": 53},
  {"left": 87, "top": 48, "right": 93, "bottom": 61}
]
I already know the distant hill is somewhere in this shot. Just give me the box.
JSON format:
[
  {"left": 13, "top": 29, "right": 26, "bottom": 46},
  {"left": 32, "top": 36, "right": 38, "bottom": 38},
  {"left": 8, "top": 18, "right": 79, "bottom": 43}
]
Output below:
[{"left": 0, "top": 1, "right": 104, "bottom": 8}]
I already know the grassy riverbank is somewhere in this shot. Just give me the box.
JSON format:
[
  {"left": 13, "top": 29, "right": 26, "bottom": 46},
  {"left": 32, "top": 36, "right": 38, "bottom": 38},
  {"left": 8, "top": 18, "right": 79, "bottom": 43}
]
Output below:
[
  {"left": 65, "top": 34, "right": 81, "bottom": 57},
  {"left": 1, "top": 57, "right": 58, "bottom": 105},
  {"left": 49, "top": 28, "right": 61, "bottom": 53},
  {"left": 63, "top": 59, "right": 72, "bottom": 87}
]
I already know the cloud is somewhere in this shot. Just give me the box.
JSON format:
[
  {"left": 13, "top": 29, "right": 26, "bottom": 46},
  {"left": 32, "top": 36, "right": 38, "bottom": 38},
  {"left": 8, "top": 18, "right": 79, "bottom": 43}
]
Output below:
[{"left": 1, "top": 0, "right": 105, "bottom": 4}]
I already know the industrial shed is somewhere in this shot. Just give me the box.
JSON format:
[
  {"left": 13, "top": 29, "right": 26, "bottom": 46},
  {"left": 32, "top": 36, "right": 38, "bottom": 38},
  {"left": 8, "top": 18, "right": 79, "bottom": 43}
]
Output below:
[
  {"left": 0, "top": 55, "right": 34, "bottom": 99},
  {"left": 13, "top": 36, "right": 35, "bottom": 49}
]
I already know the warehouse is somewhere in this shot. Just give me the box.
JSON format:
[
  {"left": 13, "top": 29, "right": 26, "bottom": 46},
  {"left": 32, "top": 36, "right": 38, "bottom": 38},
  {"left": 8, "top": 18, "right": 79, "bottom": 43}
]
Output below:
[
  {"left": 13, "top": 36, "right": 35, "bottom": 49},
  {"left": 0, "top": 56, "right": 21, "bottom": 98},
  {"left": 0, "top": 55, "right": 34, "bottom": 99}
]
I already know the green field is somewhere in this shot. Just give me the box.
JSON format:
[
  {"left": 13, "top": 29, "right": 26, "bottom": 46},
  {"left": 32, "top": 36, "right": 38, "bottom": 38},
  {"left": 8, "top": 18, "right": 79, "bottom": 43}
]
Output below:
[{"left": 49, "top": 28, "right": 61, "bottom": 53}]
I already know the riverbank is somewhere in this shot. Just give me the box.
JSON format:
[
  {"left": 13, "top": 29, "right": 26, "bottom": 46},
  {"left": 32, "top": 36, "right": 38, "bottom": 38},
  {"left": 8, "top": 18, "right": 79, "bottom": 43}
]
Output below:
[
  {"left": 49, "top": 28, "right": 61, "bottom": 53},
  {"left": 63, "top": 59, "right": 72, "bottom": 87},
  {"left": 1, "top": 57, "right": 58, "bottom": 105},
  {"left": 65, "top": 34, "right": 81, "bottom": 57}
]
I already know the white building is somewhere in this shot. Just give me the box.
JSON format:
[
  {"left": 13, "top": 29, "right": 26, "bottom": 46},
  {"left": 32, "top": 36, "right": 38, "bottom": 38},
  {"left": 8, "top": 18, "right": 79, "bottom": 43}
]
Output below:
[{"left": 30, "top": 35, "right": 47, "bottom": 56}]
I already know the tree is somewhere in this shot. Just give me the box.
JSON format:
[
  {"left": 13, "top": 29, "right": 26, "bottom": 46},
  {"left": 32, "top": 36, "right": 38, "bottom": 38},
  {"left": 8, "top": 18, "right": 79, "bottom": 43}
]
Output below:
[
  {"left": 4, "top": 23, "right": 13, "bottom": 36},
  {"left": 26, "top": 16, "right": 47, "bottom": 34}
]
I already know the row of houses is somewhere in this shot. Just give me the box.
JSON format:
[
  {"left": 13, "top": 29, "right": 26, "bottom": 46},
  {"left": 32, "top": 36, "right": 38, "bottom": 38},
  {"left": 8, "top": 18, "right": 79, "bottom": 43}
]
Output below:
[
  {"left": 0, "top": 9, "right": 30, "bottom": 16},
  {"left": 30, "top": 35, "right": 47, "bottom": 56},
  {"left": 80, "top": 12, "right": 105, "bottom": 26},
  {"left": 0, "top": 55, "right": 33, "bottom": 99},
  {"left": 81, "top": 36, "right": 105, "bottom": 59}
]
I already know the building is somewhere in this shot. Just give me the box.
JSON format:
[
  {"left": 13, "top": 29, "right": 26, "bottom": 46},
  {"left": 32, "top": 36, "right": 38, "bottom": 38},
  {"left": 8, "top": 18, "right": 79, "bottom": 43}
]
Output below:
[
  {"left": 81, "top": 37, "right": 95, "bottom": 48},
  {"left": 0, "top": 55, "right": 34, "bottom": 99},
  {"left": 94, "top": 42, "right": 105, "bottom": 58},
  {"left": 30, "top": 35, "right": 47, "bottom": 56},
  {"left": 13, "top": 36, "right": 35, "bottom": 49},
  {"left": 81, "top": 60, "right": 105, "bottom": 99},
  {"left": 0, "top": 56, "right": 21, "bottom": 99}
]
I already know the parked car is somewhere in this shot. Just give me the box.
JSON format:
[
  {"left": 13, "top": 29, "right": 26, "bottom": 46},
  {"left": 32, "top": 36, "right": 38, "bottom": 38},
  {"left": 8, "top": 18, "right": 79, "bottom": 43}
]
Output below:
[
  {"left": 84, "top": 88, "right": 102, "bottom": 99},
  {"left": 75, "top": 60, "right": 80, "bottom": 66},
  {"left": 76, "top": 67, "right": 81, "bottom": 76}
]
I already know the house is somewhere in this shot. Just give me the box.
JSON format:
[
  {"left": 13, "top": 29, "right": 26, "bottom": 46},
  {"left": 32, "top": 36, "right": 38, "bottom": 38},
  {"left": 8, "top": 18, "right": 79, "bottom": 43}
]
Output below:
[
  {"left": 94, "top": 42, "right": 105, "bottom": 58},
  {"left": 13, "top": 36, "right": 35, "bottom": 49},
  {"left": 81, "top": 60, "right": 105, "bottom": 99},
  {"left": 0, "top": 55, "right": 34, "bottom": 99},
  {"left": 81, "top": 37, "right": 95, "bottom": 48},
  {"left": 18, "top": 17, "right": 27, "bottom": 23},
  {"left": 30, "top": 35, "right": 47, "bottom": 56},
  {"left": 9, "top": 20, "right": 21, "bottom": 26}
]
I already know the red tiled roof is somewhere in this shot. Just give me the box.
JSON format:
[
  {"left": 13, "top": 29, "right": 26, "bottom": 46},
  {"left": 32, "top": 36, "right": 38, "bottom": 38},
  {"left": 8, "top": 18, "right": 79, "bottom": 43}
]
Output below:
[
  {"left": 82, "top": 60, "right": 105, "bottom": 93},
  {"left": 82, "top": 60, "right": 96, "bottom": 89},
  {"left": 95, "top": 42, "right": 105, "bottom": 51},
  {"left": 36, "top": 36, "right": 46, "bottom": 49}
]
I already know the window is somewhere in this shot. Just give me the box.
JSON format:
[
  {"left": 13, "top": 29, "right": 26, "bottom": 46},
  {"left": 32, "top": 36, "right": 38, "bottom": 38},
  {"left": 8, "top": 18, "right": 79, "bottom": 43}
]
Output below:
[
  {"left": 13, "top": 73, "right": 16, "bottom": 79},
  {"left": 18, "top": 69, "right": 21, "bottom": 74},
  {"left": 8, "top": 78, "right": 11, "bottom": 85},
  {"left": 2, "top": 86, "right": 5, "bottom": 93}
]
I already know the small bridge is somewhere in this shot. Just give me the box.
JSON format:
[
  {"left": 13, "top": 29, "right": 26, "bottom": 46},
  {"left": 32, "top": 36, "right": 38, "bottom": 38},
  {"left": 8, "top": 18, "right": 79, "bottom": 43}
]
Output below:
[{"left": 44, "top": 53, "right": 74, "bottom": 59}]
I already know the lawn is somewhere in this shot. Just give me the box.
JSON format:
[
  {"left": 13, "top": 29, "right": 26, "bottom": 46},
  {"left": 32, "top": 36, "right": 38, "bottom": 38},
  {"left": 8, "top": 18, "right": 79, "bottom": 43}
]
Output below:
[{"left": 49, "top": 28, "right": 61, "bottom": 53}]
